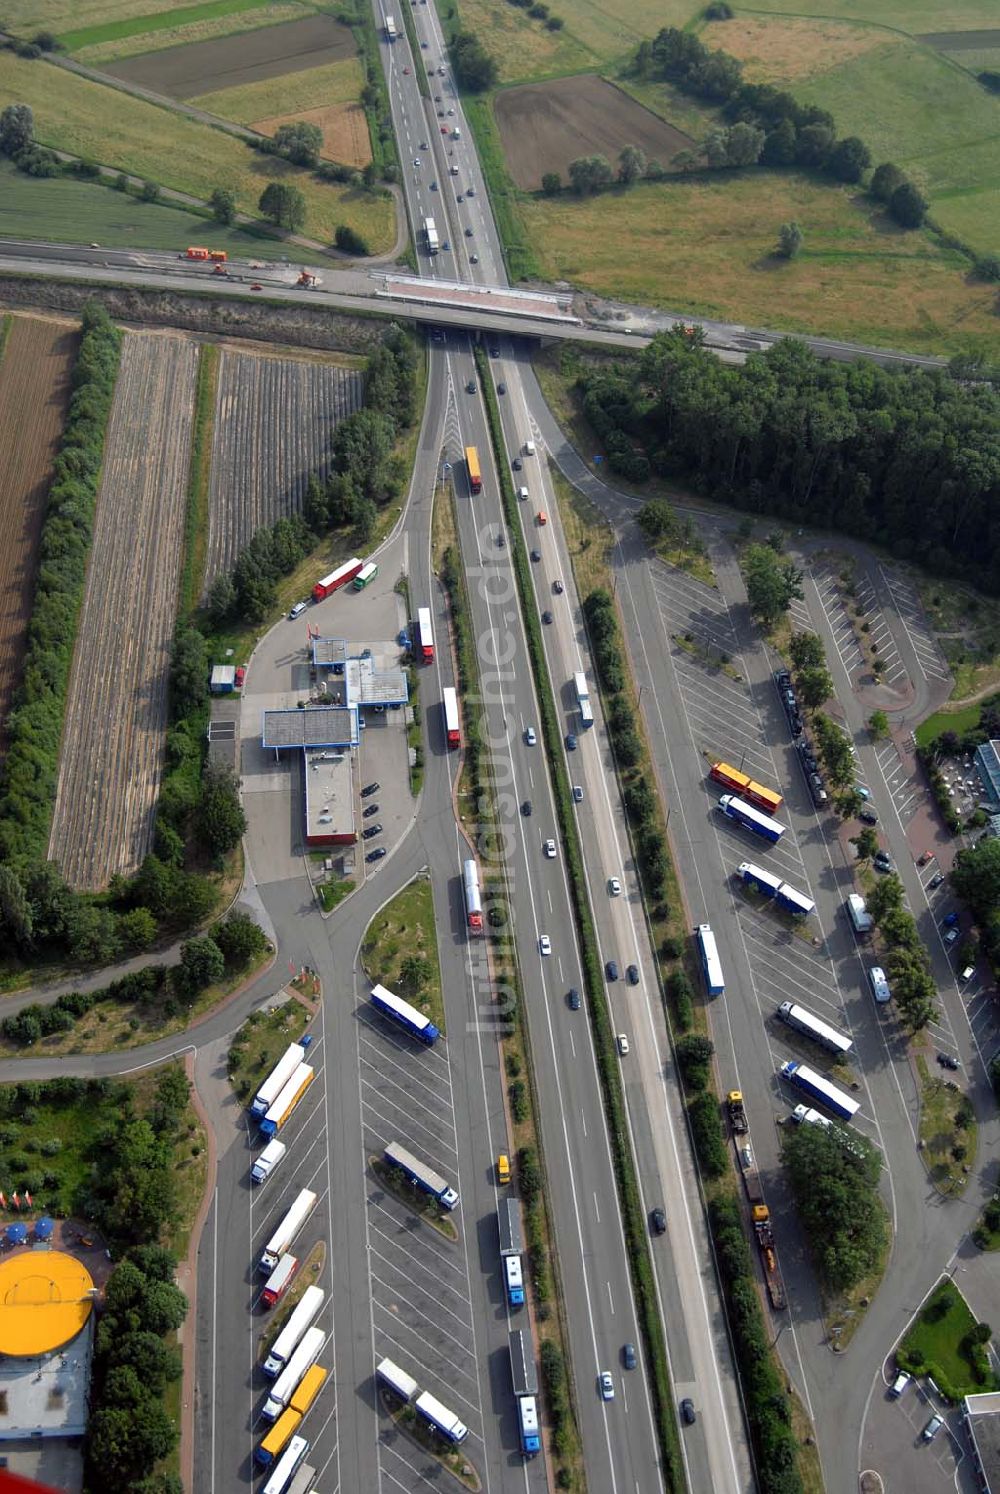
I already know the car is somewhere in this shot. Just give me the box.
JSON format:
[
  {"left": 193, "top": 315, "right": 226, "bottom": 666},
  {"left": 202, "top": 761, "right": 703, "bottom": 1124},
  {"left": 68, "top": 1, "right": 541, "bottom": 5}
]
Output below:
[
  {"left": 943, "top": 911, "right": 959, "bottom": 927},
  {"left": 790, "top": 714, "right": 803, "bottom": 737},
  {"left": 565, "top": 733, "right": 578, "bottom": 751},
  {"left": 362, "top": 782, "right": 380, "bottom": 797},
  {"left": 441, "top": 240, "right": 450, "bottom": 251},
  {"left": 235, "top": 665, "right": 246, "bottom": 688},
  {"left": 567, "top": 988, "right": 581, "bottom": 1010},
  {"left": 497, "top": 1152, "right": 510, "bottom": 1184},
  {"left": 498, "top": 382, "right": 507, "bottom": 395},
  {"left": 944, "top": 927, "right": 960, "bottom": 945},
  {"left": 525, "top": 726, "right": 537, "bottom": 745},
  {"left": 542, "top": 610, "right": 553, "bottom": 624},
  {"left": 553, "top": 578, "right": 564, "bottom": 594},
  {"left": 465, "top": 227, "right": 474, "bottom": 237},
  {"left": 449, "top": 165, "right": 459, "bottom": 175},
  {"left": 599, "top": 1371, "right": 615, "bottom": 1401},
  {"left": 928, "top": 871, "right": 945, "bottom": 888},
  {"left": 420, "top": 39, "right": 428, "bottom": 47},
  {"left": 467, "top": 185, "right": 476, "bottom": 195},
  {"left": 608, "top": 877, "right": 622, "bottom": 897},
  {"left": 490, "top": 345, "right": 500, "bottom": 357},
  {"left": 921, "top": 1415, "right": 944, "bottom": 1442},
  {"left": 470, "top": 254, "right": 479, "bottom": 264},
  {"left": 512, "top": 456, "right": 522, "bottom": 470},
  {"left": 617, "top": 1033, "right": 629, "bottom": 1056},
  {"left": 439, "top": 66, "right": 447, "bottom": 75},
  {"left": 937, "top": 1052, "right": 960, "bottom": 1070},
  {"left": 413, "top": 157, "right": 421, "bottom": 167},
  {"left": 606, "top": 960, "right": 619, "bottom": 982},
  {"left": 539, "top": 935, "right": 551, "bottom": 956},
  {"left": 680, "top": 1398, "right": 697, "bottom": 1426},
  {"left": 420, "top": 140, "right": 428, "bottom": 149},
  {"left": 859, "top": 805, "right": 879, "bottom": 825},
  {"left": 521, "top": 799, "right": 532, "bottom": 816},
  {"left": 250, "top": 283, "right": 263, "bottom": 291},
  {"left": 627, "top": 964, "right": 639, "bottom": 985},
  {"left": 362, "top": 824, "right": 383, "bottom": 840},
  {"left": 363, "top": 803, "right": 380, "bottom": 818},
  {"left": 430, "top": 180, "right": 437, "bottom": 191},
  {"left": 774, "top": 669, "right": 791, "bottom": 689},
  {"left": 531, "top": 549, "right": 541, "bottom": 562},
  {"left": 622, "top": 1343, "right": 637, "bottom": 1371},
  {"left": 403, "top": 64, "right": 411, "bottom": 73},
  {"left": 889, "top": 1371, "right": 912, "bottom": 1398},
  {"left": 289, "top": 601, "right": 308, "bottom": 619},
  {"left": 918, "top": 850, "right": 933, "bottom": 866},
  {"left": 367, "top": 847, "right": 387, "bottom": 862},
  {"left": 961, "top": 965, "right": 976, "bottom": 981},
  {"left": 651, "top": 1206, "right": 667, "bottom": 1234},
  {"left": 441, "top": 125, "right": 449, "bottom": 134},
  {"left": 573, "top": 785, "right": 583, "bottom": 803},
  {"left": 466, "top": 379, "right": 477, "bottom": 394},
  {"left": 544, "top": 839, "right": 556, "bottom": 859},
  {"left": 873, "top": 851, "right": 894, "bottom": 872},
  {"left": 457, "top": 192, "right": 465, "bottom": 202}
]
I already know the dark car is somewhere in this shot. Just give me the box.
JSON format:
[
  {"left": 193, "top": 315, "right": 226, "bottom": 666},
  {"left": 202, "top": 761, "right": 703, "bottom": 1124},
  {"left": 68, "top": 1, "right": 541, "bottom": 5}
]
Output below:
[
  {"left": 622, "top": 1343, "right": 637, "bottom": 1371},
  {"left": 542, "top": 610, "right": 553, "bottom": 624},
  {"left": 928, "top": 871, "right": 944, "bottom": 888},
  {"left": 498, "top": 382, "right": 507, "bottom": 395},
  {"left": 521, "top": 799, "right": 532, "bottom": 817},
  {"left": 367, "top": 847, "right": 387, "bottom": 862},
  {"left": 363, "top": 803, "right": 380, "bottom": 818},
  {"left": 874, "top": 851, "right": 894, "bottom": 872},
  {"left": 531, "top": 549, "right": 541, "bottom": 562},
  {"left": 626, "top": 964, "right": 639, "bottom": 985},
  {"left": 512, "top": 456, "right": 522, "bottom": 470},
  {"left": 790, "top": 714, "right": 803, "bottom": 737},
  {"left": 937, "top": 1052, "right": 960, "bottom": 1070},
  {"left": 680, "top": 1398, "right": 696, "bottom": 1426},
  {"left": 490, "top": 345, "right": 500, "bottom": 357},
  {"left": 362, "top": 824, "right": 383, "bottom": 840},
  {"left": 859, "top": 805, "right": 879, "bottom": 825},
  {"left": 774, "top": 669, "right": 791, "bottom": 689},
  {"left": 466, "top": 379, "right": 477, "bottom": 394},
  {"left": 567, "top": 988, "right": 581, "bottom": 1011},
  {"left": 362, "top": 782, "right": 380, "bottom": 797},
  {"left": 651, "top": 1207, "right": 666, "bottom": 1234},
  {"left": 605, "top": 960, "right": 619, "bottom": 982},
  {"left": 553, "top": 579, "right": 564, "bottom": 594},
  {"left": 565, "top": 733, "right": 577, "bottom": 751}
]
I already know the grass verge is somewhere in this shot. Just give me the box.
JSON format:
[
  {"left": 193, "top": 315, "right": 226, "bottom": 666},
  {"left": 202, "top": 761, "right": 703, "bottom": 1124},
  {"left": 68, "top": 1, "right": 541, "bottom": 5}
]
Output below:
[
  {"left": 227, "top": 993, "right": 312, "bottom": 1105},
  {"left": 384, "top": 1395, "right": 480, "bottom": 1489},
  {"left": 179, "top": 341, "right": 219, "bottom": 618},
  {"left": 317, "top": 876, "right": 354, "bottom": 912},
  {"left": 898, "top": 1277, "right": 997, "bottom": 1400},
  {"left": 917, "top": 1055, "right": 977, "bottom": 1196},
  {"left": 476, "top": 344, "right": 686, "bottom": 1493},
  {"left": 460, "top": 95, "right": 540, "bottom": 282},
  {"left": 360, "top": 876, "right": 444, "bottom": 1036}
]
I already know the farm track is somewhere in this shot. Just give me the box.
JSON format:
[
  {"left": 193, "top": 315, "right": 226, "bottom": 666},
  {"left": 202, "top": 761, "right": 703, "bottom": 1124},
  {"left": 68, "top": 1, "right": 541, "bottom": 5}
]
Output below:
[
  {"left": 48, "top": 333, "right": 197, "bottom": 891},
  {"left": 203, "top": 350, "right": 363, "bottom": 593},
  {"left": 0, "top": 316, "right": 76, "bottom": 743}
]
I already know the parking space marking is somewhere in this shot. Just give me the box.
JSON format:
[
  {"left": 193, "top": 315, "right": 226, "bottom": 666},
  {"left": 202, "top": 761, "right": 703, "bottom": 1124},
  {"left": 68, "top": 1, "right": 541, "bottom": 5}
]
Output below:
[
  {"left": 812, "top": 566, "right": 867, "bottom": 682},
  {"left": 878, "top": 565, "right": 951, "bottom": 684},
  {"left": 852, "top": 574, "right": 908, "bottom": 687}
]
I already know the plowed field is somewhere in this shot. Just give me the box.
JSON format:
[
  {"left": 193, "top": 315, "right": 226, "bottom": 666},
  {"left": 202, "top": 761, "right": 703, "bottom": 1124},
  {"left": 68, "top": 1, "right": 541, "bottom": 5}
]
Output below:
[
  {"left": 0, "top": 316, "right": 76, "bottom": 742},
  {"left": 48, "top": 332, "right": 197, "bottom": 891},
  {"left": 203, "top": 349, "right": 363, "bottom": 593}
]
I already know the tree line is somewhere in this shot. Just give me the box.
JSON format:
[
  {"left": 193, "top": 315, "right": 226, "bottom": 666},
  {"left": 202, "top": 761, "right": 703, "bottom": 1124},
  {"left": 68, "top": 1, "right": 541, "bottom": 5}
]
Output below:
[{"left": 579, "top": 331, "right": 1000, "bottom": 592}]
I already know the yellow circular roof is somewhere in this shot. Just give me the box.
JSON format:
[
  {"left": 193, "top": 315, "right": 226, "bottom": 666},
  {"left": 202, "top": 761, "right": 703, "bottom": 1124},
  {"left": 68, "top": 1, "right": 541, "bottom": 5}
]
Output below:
[{"left": 0, "top": 1251, "right": 95, "bottom": 1356}]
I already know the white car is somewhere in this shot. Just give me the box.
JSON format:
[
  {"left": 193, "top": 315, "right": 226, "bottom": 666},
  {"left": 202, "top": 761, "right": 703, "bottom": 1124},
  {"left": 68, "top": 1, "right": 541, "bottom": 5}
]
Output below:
[
  {"left": 617, "top": 1033, "right": 629, "bottom": 1056},
  {"left": 544, "top": 839, "right": 556, "bottom": 859},
  {"left": 539, "top": 935, "right": 551, "bottom": 956},
  {"left": 524, "top": 726, "right": 537, "bottom": 746},
  {"left": 599, "top": 1370, "right": 615, "bottom": 1401},
  {"left": 573, "top": 784, "right": 583, "bottom": 803},
  {"left": 608, "top": 877, "right": 622, "bottom": 897}
]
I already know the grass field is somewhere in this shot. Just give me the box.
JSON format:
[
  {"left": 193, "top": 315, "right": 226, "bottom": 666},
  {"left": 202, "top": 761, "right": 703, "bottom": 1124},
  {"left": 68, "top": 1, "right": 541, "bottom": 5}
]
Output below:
[
  {"left": 73, "top": 3, "right": 307, "bottom": 63},
  {"left": 521, "top": 173, "right": 999, "bottom": 354},
  {"left": 227, "top": 995, "right": 311, "bottom": 1105},
  {"left": 0, "top": 51, "right": 393, "bottom": 250},
  {"left": 59, "top": 0, "right": 297, "bottom": 50},
  {"left": 0, "top": 160, "right": 280, "bottom": 250},
  {"left": 900, "top": 1278, "right": 982, "bottom": 1393},
  {"left": 738, "top": 0, "right": 1000, "bottom": 28},
  {"left": 361, "top": 876, "right": 444, "bottom": 1036},
  {"left": 191, "top": 55, "right": 363, "bottom": 122}
]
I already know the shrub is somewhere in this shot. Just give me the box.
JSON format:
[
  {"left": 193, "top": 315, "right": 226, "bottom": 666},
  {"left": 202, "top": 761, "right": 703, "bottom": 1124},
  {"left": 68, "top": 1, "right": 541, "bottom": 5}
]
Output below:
[{"left": 689, "top": 1091, "right": 727, "bottom": 1176}]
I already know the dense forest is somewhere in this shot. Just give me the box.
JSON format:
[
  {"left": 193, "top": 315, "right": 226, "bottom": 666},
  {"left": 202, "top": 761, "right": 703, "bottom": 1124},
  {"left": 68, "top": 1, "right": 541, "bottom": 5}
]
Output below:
[{"left": 578, "top": 332, "right": 1000, "bottom": 590}]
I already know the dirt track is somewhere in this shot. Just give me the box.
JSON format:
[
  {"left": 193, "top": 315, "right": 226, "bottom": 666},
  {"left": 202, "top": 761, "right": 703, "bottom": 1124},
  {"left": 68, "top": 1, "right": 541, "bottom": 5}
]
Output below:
[
  {"left": 495, "top": 74, "right": 694, "bottom": 190},
  {"left": 104, "top": 15, "right": 357, "bottom": 99},
  {"left": 203, "top": 348, "right": 363, "bottom": 593},
  {"left": 0, "top": 316, "right": 76, "bottom": 743},
  {"left": 48, "top": 332, "right": 196, "bottom": 891}
]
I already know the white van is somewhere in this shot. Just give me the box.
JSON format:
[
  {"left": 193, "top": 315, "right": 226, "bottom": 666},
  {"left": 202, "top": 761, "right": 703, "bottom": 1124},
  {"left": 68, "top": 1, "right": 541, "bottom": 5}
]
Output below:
[
  {"left": 846, "top": 893, "right": 873, "bottom": 934},
  {"left": 524, "top": 439, "right": 536, "bottom": 456},
  {"left": 518, "top": 485, "right": 529, "bottom": 501},
  {"left": 868, "top": 965, "right": 891, "bottom": 1004}
]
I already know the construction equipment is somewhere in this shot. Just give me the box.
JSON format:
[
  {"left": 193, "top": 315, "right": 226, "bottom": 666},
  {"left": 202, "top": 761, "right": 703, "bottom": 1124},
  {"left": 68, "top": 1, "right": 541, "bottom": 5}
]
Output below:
[
  {"left": 726, "top": 1091, "right": 748, "bottom": 1134},
  {"left": 752, "top": 1205, "right": 786, "bottom": 1310}
]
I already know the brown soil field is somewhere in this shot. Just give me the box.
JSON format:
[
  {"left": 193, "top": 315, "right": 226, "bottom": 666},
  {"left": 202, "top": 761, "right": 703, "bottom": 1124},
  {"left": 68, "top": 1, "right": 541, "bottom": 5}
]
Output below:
[
  {"left": 48, "top": 332, "right": 197, "bottom": 891},
  {"left": 203, "top": 348, "right": 363, "bottom": 594},
  {"left": 0, "top": 316, "right": 76, "bottom": 743},
  {"left": 495, "top": 74, "right": 694, "bottom": 190},
  {"left": 103, "top": 14, "right": 356, "bottom": 100},
  {"left": 253, "top": 102, "right": 371, "bottom": 168}
]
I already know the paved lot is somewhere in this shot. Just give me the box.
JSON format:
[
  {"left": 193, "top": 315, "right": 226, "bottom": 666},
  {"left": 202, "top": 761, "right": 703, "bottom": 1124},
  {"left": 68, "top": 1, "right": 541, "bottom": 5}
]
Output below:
[
  {"left": 811, "top": 564, "right": 868, "bottom": 687},
  {"left": 860, "top": 1377, "right": 966, "bottom": 1494},
  {"left": 852, "top": 571, "right": 908, "bottom": 689},
  {"left": 358, "top": 1004, "right": 488, "bottom": 1490},
  {"left": 873, "top": 739, "right": 924, "bottom": 826},
  {"left": 877, "top": 566, "right": 952, "bottom": 686}
]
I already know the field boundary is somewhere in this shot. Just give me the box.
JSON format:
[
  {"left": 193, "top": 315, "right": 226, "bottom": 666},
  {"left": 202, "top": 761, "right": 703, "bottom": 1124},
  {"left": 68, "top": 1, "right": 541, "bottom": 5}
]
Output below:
[{"left": 179, "top": 342, "right": 219, "bottom": 619}]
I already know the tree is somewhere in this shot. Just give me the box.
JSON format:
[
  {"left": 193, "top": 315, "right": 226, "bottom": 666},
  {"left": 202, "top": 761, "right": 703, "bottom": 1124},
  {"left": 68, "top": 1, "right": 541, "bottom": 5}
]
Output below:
[
  {"left": 450, "top": 31, "right": 497, "bottom": 90},
  {"left": 119, "top": 906, "right": 156, "bottom": 950},
  {"left": 762, "top": 118, "right": 797, "bottom": 167},
  {"left": 140, "top": 180, "right": 160, "bottom": 202},
  {"left": 777, "top": 221, "right": 803, "bottom": 260},
  {"left": 852, "top": 826, "right": 879, "bottom": 861},
  {"left": 568, "top": 154, "right": 613, "bottom": 194},
  {"left": 829, "top": 135, "right": 871, "bottom": 183},
  {"left": 206, "top": 571, "right": 236, "bottom": 627},
  {"left": 617, "top": 144, "right": 647, "bottom": 185},
  {"left": 636, "top": 498, "right": 678, "bottom": 542},
  {"left": 725, "top": 121, "right": 765, "bottom": 167},
  {"left": 789, "top": 632, "right": 825, "bottom": 671},
  {"left": 797, "top": 664, "right": 833, "bottom": 708},
  {"left": 743, "top": 543, "right": 802, "bottom": 627},
  {"left": 675, "top": 1033, "right": 714, "bottom": 1090},
  {"left": 258, "top": 181, "right": 306, "bottom": 231},
  {"left": 198, "top": 762, "right": 246, "bottom": 858},
  {"left": 0, "top": 103, "right": 34, "bottom": 157},
  {"left": 137, "top": 1279, "right": 188, "bottom": 1335},
  {"left": 889, "top": 180, "right": 928, "bottom": 229},
  {"left": 272, "top": 121, "right": 323, "bottom": 167},
  {"left": 0, "top": 864, "right": 33, "bottom": 951},
  {"left": 869, "top": 161, "right": 905, "bottom": 203},
  {"left": 213, "top": 911, "right": 268, "bottom": 968},
  {"left": 335, "top": 224, "right": 369, "bottom": 255},
  {"left": 209, "top": 187, "right": 236, "bottom": 225},
  {"left": 868, "top": 710, "right": 889, "bottom": 740},
  {"left": 149, "top": 1066, "right": 190, "bottom": 1137},
  {"left": 169, "top": 626, "right": 208, "bottom": 721},
  {"left": 399, "top": 954, "right": 433, "bottom": 994},
  {"left": 795, "top": 123, "right": 834, "bottom": 169},
  {"left": 89, "top": 1398, "right": 176, "bottom": 1476},
  {"left": 541, "top": 171, "right": 561, "bottom": 195},
  {"left": 175, "top": 936, "right": 225, "bottom": 997},
  {"left": 783, "top": 1122, "right": 885, "bottom": 1293},
  {"left": 115, "top": 1331, "right": 182, "bottom": 1393}
]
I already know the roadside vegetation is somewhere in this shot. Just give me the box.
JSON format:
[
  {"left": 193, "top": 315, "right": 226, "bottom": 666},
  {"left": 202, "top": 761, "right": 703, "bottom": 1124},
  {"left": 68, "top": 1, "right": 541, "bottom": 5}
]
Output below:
[
  {"left": 897, "top": 1278, "right": 998, "bottom": 1401},
  {"left": 916, "top": 1056, "right": 977, "bottom": 1196},
  {"left": 783, "top": 1122, "right": 886, "bottom": 1300},
  {"left": 227, "top": 992, "right": 312, "bottom": 1105},
  {"left": 361, "top": 877, "right": 445, "bottom": 1037},
  {"left": 973, "top": 1192, "right": 1000, "bottom": 1252}
]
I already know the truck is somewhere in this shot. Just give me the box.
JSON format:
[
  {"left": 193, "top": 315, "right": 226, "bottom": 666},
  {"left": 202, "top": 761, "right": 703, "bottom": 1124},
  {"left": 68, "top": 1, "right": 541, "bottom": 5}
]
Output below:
[
  {"left": 710, "top": 761, "right": 783, "bottom": 815},
  {"left": 262, "top": 1435, "right": 308, "bottom": 1494},
  {"left": 290, "top": 1364, "right": 327, "bottom": 1418},
  {"left": 416, "top": 1390, "right": 468, "bottom": 1444},
  {"left": 260, "top": 1189, "right": 318, "bottom": 1272},
  {"left": 264, "top": 1286, "right": 325, "bottom": 1377},
  {"left": 717, "top": 794, "right": 785, "bottom": 844},
  {"left": 384, "top": 1140, "right": 459, "bottom": 1209},
  {"left": 262, "top": 1252, "right": 300, "bottom": 1307},
  {"left": 376, "top": 1357, "right": 418, "bottom": 1404},
  {"left": 253, "top": 1045, "right": 308, "bottom": 1117},
  {"left": 510, "top": 1331, "right": 541, "bottom": 1456},
  {"left": 256, "top": 1406, "right": 302, "bottom": 1467},
  {"left": 296, "top": 270, "right": 320, "bottom": 288},
  {"left": 252, "top": 1138, "right": 288, "bottom": 1186},
  {"left": 737, "top": 862, "right": 814, "bottom": 917},
  {"left": 443, "top": 687, "right": 461, "bottom": 749},
  {"left": 260, "top": 1064, "right": 314, "bottom": 1137},
  {"left": 752, "top": 1205, "right": 787, "bottom": 1311},
  {"left": 779, "top": 1059, "right": 859, "bottom": 1123},
  {"left": 370, "top": 984, "right": 440, "bottom": 1046},
  {"left": 423, "top": 216, "right": 440, "bottom": 256},
  {"left": 417, "top": 606, "right": 434, "bottom": 663},
  {"left": 186, "top": 246, "right": 210, "bottom": 260},
  {"left": 503, "top": 1254, "right": 525, "bottom": 1308},
  {"left": 263, "top": 1327, "right": 325, "bottom": 1422},
  {"left": 789, "top": 1103, "right": 832, "bottom": 1133},
  {"left": 573, "top": 670, "right": 594, "bottom": 730},
  {"left": 738, "top": 1143, "right": 764, "bottom": 1206},
  {"left": 384, "top": 14, "right": 397, "bottom": 38},
  {"left": 463, "top": 858, "right": 483, "bottom": 934},
  {"left": 498, "top": 1198, "right": 525, "bottom": 1306},
  {"left": 312, "top": 558, "right": 363, "bottom": 601},
  {"left": 726, "top": 1091, "right": 748, "bottom": 1135},
  {"left": 465, "top": 445, "right": 481, "bottom": 494},
  {"left": 517, "top": 1396, "right": 541, "bottom": 1458}
]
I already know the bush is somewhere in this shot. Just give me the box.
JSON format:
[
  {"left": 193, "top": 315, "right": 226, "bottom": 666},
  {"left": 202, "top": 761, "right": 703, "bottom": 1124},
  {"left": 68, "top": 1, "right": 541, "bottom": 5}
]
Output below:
[
  {"left": 335, "top": 224, "right": 370, "bottom": 256},
  {"left": 666, "top": 968, "right": 694, "bottom": 1030},
  {"left": 675, "top": 1033, "right": 714, "bottom": 1090},
  {"left": 689, "top": 1091, "right": 727, "bottom": 1177}
]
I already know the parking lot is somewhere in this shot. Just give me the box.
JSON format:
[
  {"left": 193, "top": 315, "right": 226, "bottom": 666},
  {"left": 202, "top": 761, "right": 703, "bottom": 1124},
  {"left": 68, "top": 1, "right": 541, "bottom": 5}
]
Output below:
[
  {"left": 810, "top": 565, "right": 870, "bottom": 687},
  {"left": 873, "top": 739, "right": 924, "bottom": 826},
  {"left": 357, "top": 1002, "right": 487, "bottom": 1490},
  {"left": 852, "top": 571, "right": 909, "bottom": 690},
  {"left": 860, "top": 1373, "right": 964, "bottom": 1494},
  {"left": 878, "top": 566, "right": 952, "bottom": 687}
]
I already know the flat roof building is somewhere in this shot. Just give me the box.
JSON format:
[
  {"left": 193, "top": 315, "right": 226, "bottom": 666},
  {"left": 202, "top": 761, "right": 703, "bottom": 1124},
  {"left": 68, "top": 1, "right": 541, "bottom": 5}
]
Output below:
[
  {"left": 262, "top": 706, "right": 358, "bottom": 751},
  {"left": 974, "top": 741, "right": 1000, "bottom": 807},
  {"left": 304, "top": 748, "right": 355, "bottom": 845},
  {"left": 964, "top": 1391, "right": 1000, "bottom": 1492}
]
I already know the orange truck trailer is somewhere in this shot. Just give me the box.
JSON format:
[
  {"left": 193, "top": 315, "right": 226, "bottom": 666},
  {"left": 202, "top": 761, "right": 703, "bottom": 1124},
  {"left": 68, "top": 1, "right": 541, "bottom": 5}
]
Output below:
[{"left": 709, "top": 761, "right": 783, "bottom": 816}]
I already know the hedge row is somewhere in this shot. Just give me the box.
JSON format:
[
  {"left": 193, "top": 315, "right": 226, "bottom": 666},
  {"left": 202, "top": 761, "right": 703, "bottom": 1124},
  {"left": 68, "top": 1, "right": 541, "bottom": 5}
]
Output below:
[
  {"left": 0, "top": 301, "right": 121, "bottom": 864},
  {"left": 476, "top": 347, "right": 686, "bottom": 1493}
]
